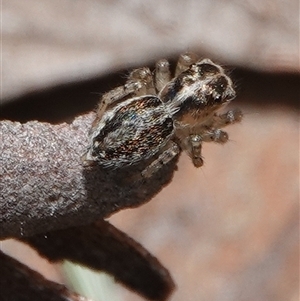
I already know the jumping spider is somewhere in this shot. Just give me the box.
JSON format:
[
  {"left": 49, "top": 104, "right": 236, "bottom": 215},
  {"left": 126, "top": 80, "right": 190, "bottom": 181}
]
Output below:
[{"left": 83, "top": 53, "right": 242, "bottom": 178}]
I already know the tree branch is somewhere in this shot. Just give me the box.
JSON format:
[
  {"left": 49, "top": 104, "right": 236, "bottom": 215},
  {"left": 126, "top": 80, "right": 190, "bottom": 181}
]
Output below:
[
  {"left": 21, "top": 220, "right": 175, "bottom": 301},
  {"left": 0, "top": 113, "right": 177, "bottom": 239}
]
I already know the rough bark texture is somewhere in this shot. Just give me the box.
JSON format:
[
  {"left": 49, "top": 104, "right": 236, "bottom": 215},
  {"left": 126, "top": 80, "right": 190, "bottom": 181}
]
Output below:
[{"left": 0, "top": 113, "right": 177, "bottom": 239}]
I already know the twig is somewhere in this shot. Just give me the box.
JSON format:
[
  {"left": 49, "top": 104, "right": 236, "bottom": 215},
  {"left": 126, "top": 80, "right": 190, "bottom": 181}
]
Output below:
[{"left": 0, "top": 113, "right": 177, "bottom": 239}]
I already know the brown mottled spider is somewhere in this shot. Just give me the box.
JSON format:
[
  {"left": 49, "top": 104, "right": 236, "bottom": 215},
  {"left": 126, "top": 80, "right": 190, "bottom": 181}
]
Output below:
[{"left": 83, "top": 53, "right": 242, "bottom": 178}]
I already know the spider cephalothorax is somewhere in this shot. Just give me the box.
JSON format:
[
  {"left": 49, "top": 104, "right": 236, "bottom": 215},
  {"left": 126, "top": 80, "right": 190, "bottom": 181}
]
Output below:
[{"left": 83, "top": 53, "right": 242, "bottom": 177}]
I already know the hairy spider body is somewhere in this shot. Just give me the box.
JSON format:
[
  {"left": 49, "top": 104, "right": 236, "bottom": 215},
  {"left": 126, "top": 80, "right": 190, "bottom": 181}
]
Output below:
[
  {"left": 83, "top": 53, "right": 242, "bottom": 177},
  {"left": 89, "top": 95, "right": 176, "bottom": 167}
]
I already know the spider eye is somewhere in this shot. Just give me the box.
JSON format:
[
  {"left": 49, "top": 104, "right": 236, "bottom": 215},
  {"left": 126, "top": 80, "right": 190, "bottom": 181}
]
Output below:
[
  {"left": 213, "top": 77, "right": 227, "bottom": 92},
  {"left": 198, "top": 63, "right": 220, "bottom": 77},
  {"left": 211, "top": 76, "right": 235, "bottom": 103},
  {"left": 214, "top": 95, "right": 223, "bottom": 103}
]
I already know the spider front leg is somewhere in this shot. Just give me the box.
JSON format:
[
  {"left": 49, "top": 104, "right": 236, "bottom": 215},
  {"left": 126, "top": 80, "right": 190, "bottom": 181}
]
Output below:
[
  {"left": 186, "top": 109, "right": 243, "bottom": 167},
  {"left": 189, "top": 134, "right": 204, "bottom": 167},
  {"left": 186, "top": 129, "right": 231, "bottom": 168},
  {"left": 141, "top": 141, "right": 180, "bottom": 178},
  {"left": 211, "top": 109, "right": 243, "bottom": 129},
  {"left": 201, "top": 129, "right": 229, "bottom": 143},
  {"left": 175, "top": 52, "right": 198, "bottom": 76}
]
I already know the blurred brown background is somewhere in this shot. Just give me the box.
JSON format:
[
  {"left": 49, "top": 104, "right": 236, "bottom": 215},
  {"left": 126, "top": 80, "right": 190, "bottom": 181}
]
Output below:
[{"left": 1, "top": 1, "right": 299, "bottom": 301}]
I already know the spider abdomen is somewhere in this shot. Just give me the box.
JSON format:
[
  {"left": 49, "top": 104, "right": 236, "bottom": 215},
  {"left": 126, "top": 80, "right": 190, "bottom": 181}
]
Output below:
[{"left": 87, "top": 95, "right": 175, "bottom": 167}]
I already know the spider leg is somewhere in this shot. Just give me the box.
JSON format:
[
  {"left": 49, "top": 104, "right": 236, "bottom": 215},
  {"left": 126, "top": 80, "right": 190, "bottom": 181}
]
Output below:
[
  {"left": 93, "top": 68, "right": 157, "bottom": 130},
  {"left": 211, "top": 109, "right": 243, "bottom": 129},
  {"left": 186, "top": 129, "right": 229, "bottom": 168},
  {"left": 155, "top": 59, "right": 171, "bottom": 92},
  {"left": 94, "top": 80, "right": 145, "bottom": 128},
  {"left": 141, "top": 141, "right": 180, "bottom": 178},
  {"left": 175, "top": 52, "right": 199, "bottom": 76},
  {"left": 189, "top": 134, "right": 204, "bottom": 167},
  {"left": 186, "top": 109, "right": 243, "bottom": 167},
  {"left": 127, "top": 67, "right": 156, "bottom": 96},
  {"left": 201, "top": 129, "right": 229, "bottom": 144}
]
